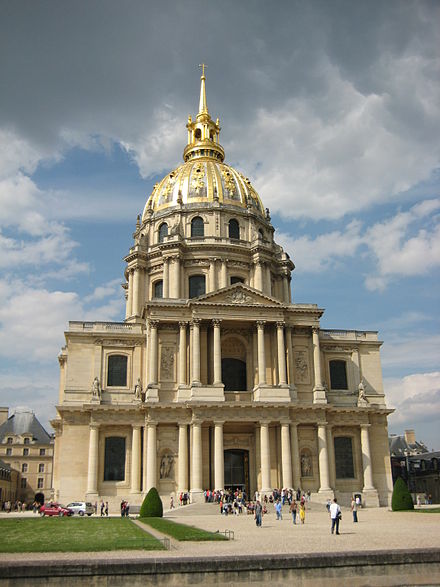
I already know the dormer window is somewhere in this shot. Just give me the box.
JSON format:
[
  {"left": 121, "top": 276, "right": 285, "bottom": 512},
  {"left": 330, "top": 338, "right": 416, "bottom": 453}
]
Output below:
[
  {"left": 24, "top": 438, "right": 30, "bottom": 445},
  {"left": 6, "top": 437, "right": 12, "bottom": 444}
]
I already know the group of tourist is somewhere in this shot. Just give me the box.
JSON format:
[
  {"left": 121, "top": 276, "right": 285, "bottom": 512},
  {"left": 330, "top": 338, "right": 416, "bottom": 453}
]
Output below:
[
  {"left": 99, "top": 500, "right": 109, "bottom": 516},
  {"left": 0, "top": 500, "right": 43, "bottom": 513},
  {"left": 120, "top": 500, "right": 130, "bottom": 517}
]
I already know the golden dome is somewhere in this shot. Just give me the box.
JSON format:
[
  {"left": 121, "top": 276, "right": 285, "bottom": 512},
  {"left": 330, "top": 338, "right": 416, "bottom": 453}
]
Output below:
[{"left": 143, "top": 66, "right": 265, "bottom": 219}]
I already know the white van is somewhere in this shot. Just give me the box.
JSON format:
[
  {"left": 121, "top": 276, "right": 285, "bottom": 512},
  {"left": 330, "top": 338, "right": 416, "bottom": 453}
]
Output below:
[{"left": 66, "top": 501, "right": 94, "bottom": 516}]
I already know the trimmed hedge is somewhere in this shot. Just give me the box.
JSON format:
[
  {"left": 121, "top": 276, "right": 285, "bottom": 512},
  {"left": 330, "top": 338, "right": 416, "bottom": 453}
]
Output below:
[
  {"left": 140, "top": 487, "right": 163, "bottom": 518},
  {"left": 391, "top": 476, "right": 414, "bottom": 511}
]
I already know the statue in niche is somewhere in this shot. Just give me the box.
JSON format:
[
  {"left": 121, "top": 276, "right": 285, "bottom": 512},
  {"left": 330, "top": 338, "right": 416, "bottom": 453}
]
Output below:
[
  {"left": 295, "top": 352, "right": 308, "bottom": 383},
  {"left": 358, "top": 379, "right": 368, "bottom": 406},
  {"left": 160, "top": 347, "right": 174, "bottom": 379},
  {"left": 159, "top": 454, "right": 174, "bottom": 479},
  {"left": 301, "top": 453, "right": 312, "bottom": 477},
  {"left": 91, "top": 377, "right": 101, "bottom": 399},
  {"left": 134, "top": 378, "right": 142, "bottom": 401}
]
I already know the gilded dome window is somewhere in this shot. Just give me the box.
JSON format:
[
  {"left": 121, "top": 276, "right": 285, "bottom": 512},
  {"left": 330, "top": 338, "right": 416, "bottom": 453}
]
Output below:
[
  {"left": 191, "top": 216, "right": 204, "bottom": 238},
  {"left": 228, "top": 219, "right": 240, "bottom": 240},
  {"left": 158, "top": 223, "right": 168, "bottom": 243}
]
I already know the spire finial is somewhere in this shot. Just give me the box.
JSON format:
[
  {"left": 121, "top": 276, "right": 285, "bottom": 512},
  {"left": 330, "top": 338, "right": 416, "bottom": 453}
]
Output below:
[{"left": 198, "top": 63, "right": 208, "bottom": 115}]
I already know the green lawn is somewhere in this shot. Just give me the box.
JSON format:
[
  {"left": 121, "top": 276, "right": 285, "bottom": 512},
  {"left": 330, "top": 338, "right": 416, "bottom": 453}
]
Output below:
[
  {"left": 138, "top": 517, "right": 228, "bottom": 541},
  {"left": 413, "top": 508, "right": 440, "bottom": 513},
  {"left": 0, "top": 518, "right": 165, "bottom": 552}
]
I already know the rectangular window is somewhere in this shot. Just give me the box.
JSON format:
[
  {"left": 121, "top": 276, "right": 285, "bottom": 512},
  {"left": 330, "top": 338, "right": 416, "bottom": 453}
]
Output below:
[
  {"left": 334, "top": 437, "right": 355, "bottom": 479},
  {"left": 22, "top": 463, "right": 28, "bottom": 473},
  {"left": 38, "top": 463, "right": 44, "bottom": 473},
  {"left": 6, "top": 448, "right": 12, "bottom": 456},
  {"left": 23, "top": 448, "right": 29, "bottom": 456},
  {"left": 37, "top": 478, "right": 44, "bottom": 489},
  {"left": 107, "top": 355, "right": 128, "bottom": 387},
  {"left": 329, "top": 360, "right": 348, "bottom": 390},
  {"left": 104, "top": 437, "right": 126, "bottom": 481},
  {"left": 24, "top": 438, "right": 30, "bottom": 445},
  {"left": 39, "top": 448, "right": 46, "bottom": 456},
  {"left": 20, "top": 478, "right": 27, "bottom": 489},
  {"left": 7, "top": 437, "right": 13, "bottom": 444},
  {"left": 189, "top": 274, "right": 206, "bottom": 298}
]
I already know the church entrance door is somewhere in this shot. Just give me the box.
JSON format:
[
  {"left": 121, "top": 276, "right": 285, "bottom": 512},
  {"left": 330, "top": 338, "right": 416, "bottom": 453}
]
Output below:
[
  {"left": 221, "top": 358, "right": 246, "bottom": 391},
  {"left": 224, "top": 449, "right": 249, "bottom": 497}
]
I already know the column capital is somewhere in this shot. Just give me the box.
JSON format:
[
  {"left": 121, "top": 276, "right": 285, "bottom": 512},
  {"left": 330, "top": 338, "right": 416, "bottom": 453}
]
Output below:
[
  {"left": 256, "top": 320, "right": 266, "bottom": 329},
  {"left": 276, "top": 321, "right": 285, "bottom": 329},
  {"left": 212, "top": 318, "right": 222, "bottom": 327},
  {"left": 260, "top": 419, "right": 271, "bottom": 426},
  {"left": 149, "top": 319, "right": 159, "bottom": 329},
  {"left": 280, "top": 419, "right": 291, "bottom": 427},
  {"left": 312, "top": 326, "right": 320, "bottom": 335},
  {"left": 191, "top": 416, "right": 203, "bottom": 426},
  {"left": 213, "top": 420, "right": 225, "bottom": 426},
  {"left": 191, "top": 318, "right": 201, "bottom": 327},
  {"left": 89, "top": 423, "right": 100, "bottom": 431},
  {"left": 132, "top": 424, "right": 142, "bottom": 431},
  {"left": 360, "top": 423, "right": 371, "bottom": 429},
  {"left": 146, "top": 419, "right": 157, "bottom": 427},
  {"left": 179, "top": 321, "right": 188, "bottom": 328}
]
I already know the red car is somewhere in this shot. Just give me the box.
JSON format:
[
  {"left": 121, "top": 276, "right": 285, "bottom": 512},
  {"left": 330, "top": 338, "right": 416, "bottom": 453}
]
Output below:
[{"left": 40, "top": 503, "right": 73, "bottom": 517}]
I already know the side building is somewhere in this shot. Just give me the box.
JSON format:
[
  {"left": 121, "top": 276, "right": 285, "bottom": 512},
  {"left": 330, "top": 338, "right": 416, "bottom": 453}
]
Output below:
[
  {"left": 0, "top": 407, "right": 54, "bottom": 505},
  {"left": 52, "top": 72, "right": 394, "bottom": 508}
]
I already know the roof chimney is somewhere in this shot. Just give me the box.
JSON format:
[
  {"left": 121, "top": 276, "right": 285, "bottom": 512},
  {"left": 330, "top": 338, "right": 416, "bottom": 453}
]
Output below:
[
  {"left": 404, "top": 429, "right": 416, "bottom": 445},
  {"left": 0, "top": 407, "right": 9, "bottom": 426}
]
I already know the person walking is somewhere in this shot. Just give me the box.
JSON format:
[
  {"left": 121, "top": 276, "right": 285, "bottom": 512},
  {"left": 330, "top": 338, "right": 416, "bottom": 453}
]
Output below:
[
  {"left": 330, "top": 498, "right": 341, "bottom": 535},
  {"left": 275, "top": 499, "right": 283, "bottom": 520},
  {"left": 351, "top": 496, "right": 358, "bottom": 522},
  {"left": 289, "top": 499, "right": 297, "bottom": 524},
  {"left": 105, "top": 501, "right": 109, "bottom": 517},
  {"left": 255, "top": 500, "right": 263, "bottom": 527},
  {"left": 100, "top": 500, "right": 105, "bottom": 516},
  {"left": 299, "top": 501, "right": 306, "bottom": 524}
]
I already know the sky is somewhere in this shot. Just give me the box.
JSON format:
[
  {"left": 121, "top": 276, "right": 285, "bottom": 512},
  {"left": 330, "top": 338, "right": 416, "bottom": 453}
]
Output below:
[{"left": 0, "top": 0, "right": 439, "bottom": 450}]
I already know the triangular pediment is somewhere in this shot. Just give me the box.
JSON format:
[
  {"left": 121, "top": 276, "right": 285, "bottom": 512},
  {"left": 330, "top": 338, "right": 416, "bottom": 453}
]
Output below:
[{"left": 191, "top": 283, "right": 284, "bottom": 307}]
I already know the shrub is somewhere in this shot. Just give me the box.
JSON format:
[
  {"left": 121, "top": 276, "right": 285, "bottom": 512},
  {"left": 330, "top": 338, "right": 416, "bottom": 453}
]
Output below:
[
  {"left": 391, "top": 476, "right": 414, "bottom": 511},
  {"left": 140, "top": 487, "right": 163, "bottom": 518}
]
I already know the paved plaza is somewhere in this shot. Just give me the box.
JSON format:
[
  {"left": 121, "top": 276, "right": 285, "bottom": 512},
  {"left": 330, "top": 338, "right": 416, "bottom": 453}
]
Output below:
[{"left": 0, "top": 502, "right": 439, "bottom": 561}]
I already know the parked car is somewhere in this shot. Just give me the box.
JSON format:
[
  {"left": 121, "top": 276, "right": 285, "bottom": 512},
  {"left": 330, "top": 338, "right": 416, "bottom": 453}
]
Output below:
[
  {"left": 66, "top": 501, "right": 94, "bottom": 516},
  {"left": 40, "top": 503, "right": 73, "bottom": 517}
]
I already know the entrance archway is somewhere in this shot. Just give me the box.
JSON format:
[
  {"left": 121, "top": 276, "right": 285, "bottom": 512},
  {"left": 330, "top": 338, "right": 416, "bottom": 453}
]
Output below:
[
  {"left": 34, "top": 492, "right": 44, "bottom": 505},
  {"left": 222, "top": 358, "right": 246, "bottom": 391},
  {"left": 224, "top": 449, "right": 249, "bottom": 497}
]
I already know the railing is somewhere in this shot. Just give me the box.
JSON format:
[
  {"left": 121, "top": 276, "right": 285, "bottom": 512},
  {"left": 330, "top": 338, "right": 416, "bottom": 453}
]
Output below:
[
  {"left": 216, "top": 529, "right": 235, "bottom": 540},
  {"left": 69, "top": 321, "right": 142, "bottom": 333}
]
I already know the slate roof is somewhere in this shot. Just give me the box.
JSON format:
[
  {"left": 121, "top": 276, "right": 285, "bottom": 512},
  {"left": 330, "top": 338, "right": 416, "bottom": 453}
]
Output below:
[
  {"left": 0, "top": 458, "right": 12, "bottom": 472},
  {"left": 389, "top": 434, "right": 429, "bottom": 457},
  {"left": 0, "top": 409, "right": 52, "bottom": 444}
]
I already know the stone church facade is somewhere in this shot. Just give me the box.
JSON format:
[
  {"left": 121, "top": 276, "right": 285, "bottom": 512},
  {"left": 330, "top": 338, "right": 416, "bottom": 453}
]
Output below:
[{"left": 52, "top": 71, "right": 393, "bottom": 507}]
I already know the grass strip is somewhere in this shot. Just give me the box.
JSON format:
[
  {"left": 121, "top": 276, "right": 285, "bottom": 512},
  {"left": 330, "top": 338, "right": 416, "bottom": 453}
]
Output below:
[
  {"left": 412, "top": 508, "right": 440, "bottom": 513},
  {"left": 0, "top": 517, "right": 165, "bottom": 552},
  {"left": 139, "top": 517, "right": 228, "bottom": 541}
]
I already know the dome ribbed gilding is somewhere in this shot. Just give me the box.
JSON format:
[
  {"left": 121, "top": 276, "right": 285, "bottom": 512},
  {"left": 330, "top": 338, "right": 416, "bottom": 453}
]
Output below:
[{"left": 142, "top": 159, "right": 265, "bottom": 219}]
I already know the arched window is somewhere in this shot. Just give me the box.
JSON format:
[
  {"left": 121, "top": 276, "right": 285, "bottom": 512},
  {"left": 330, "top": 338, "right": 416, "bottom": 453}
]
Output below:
[
  {"left": 189, "top": 275, "right": 206, "bottom": 298},
  {"left": 107, "top": 355, "right": 128, "bottom": 387},
  {"left": 329, "top": 360, "right": 348, "bottom": 390},
  {"left": 158, "top": 223, "right": 168, "bottom": 243},
  {"left": 191, "top": 216, "right": 204, "bottom": 237},
  {"left": 334, "top": 437, "right": 355, "bottom": 478},
  {"left": 154, "top": 280, "right": 163, "bottom": 299},
  {"left": 228, "top": 219, "right": 240, "bottom": 239},
  {"left": 231, "top": 276, "right": 244, "bottom": 285},
  {"left": 104, "top": 437, "right": 126, "bottom": 481},
  {"left": 258, "top": 229, "right": 264, "bottom": 240},
  {"left": 195, "top": 128, "right": 202, "bottom": 140}
]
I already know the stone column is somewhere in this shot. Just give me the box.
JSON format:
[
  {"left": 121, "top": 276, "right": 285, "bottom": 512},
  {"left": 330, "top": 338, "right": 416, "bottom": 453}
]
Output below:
[
  {"left": 260, "top": 422, "right": 271, "bottom": 492},
  {"left": 361, "top": 424, "right": 375, "bottom": 490},
  {"left": 213, "top": 319, "right": 222, "bottom": 384},
  {"left": 149, "top": 321, "right": 159, "bottom": 385},
  {"left": 191, "top": 419, "right": 203, "bottom": 493},
  {"left": 285, "top": 327, "right": 297, "bottom": 397},
  {"left": 254, "top": 261, "right": 263, "bottom": 291},
  {"left": 86, "top": 424, "right": 99, "bottom": 495},
  {"left": 178, "top": 322, "right": 187, "bottom": 386},
  {"left": 126, "top": 270, "right": 133, "bottom": 317},
  {"left": 214, "top": 421, "right": 224, "bottom": 490},
  {"left": 277, "top": 322, "right": 287, "bottom": 386},
  {"left": 171, "top": 257, "right": 180, "bottom": 298},
  {"left": 146, "top": 421, "right": 157, "bottom": 491},
  {"left": 131, "top": 425, "right": 141, "bottom": 493},
  {"left": 163, "top": 258, "right": 169, "bottom": 298},
  {"left": 209, "top": 259, "right": 217, "bottom": 292},
  {"left": 191, "top": 319, "right": 201, "bottom": 385},
  {"left": 220, "top": 260, "right": 227, "bottom": 288},
  {"left": 312, "top": 327, "right": 327, "bottom": 403},
  {"left": 283, "top": 276, "right": 290, "bottom": 303},
  {"left": 327, "top": 425, "right": 336, "bottom": 489},
  {"left": 133, "top": 269, "right": 141, "bottom": 316},
  {"left": 256, "top": 321, "right": 267, "bottom": 385},
  {"left": 178, "top": 424, "right": 188, "bottom": 492},
  {"left": 265, "top": 265, "right": 271, "bottom": 296},
  {"left": 318, "top": 423, "right": 331, "bottom": 492},
  {"left": 281, "top": 422, "right": 293, "bottom": 488},
  {"left": 290, "top": 423, "right": 301, "bottom": 489}
]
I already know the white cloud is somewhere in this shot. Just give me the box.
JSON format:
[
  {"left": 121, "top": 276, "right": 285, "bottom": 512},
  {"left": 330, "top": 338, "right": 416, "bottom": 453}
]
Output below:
[
  {"left": 278, "top": 199, "right": 440, "bottom": 291},
  {"left": 381, "top": 334, "right": 440, "bottom": 371},
  {"left": 385, "top": 372, "right": 440, "bottom": 430},
  {"left": 0, "top": 278, "right": 125, "bottom": 362}
]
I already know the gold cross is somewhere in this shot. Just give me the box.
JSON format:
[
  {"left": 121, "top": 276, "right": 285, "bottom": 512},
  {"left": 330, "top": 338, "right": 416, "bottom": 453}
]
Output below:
[{"left": 199, "top": 63, "right": 207, "bottom": 77}]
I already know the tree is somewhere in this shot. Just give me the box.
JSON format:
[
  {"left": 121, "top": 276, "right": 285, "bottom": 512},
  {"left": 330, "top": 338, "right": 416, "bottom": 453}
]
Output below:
[
  {"left": 139, "top": 487, "right": 163, "bottom": 517},
  {"left": 391, "top": 476, "right": 414, "bottom": 511}
]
